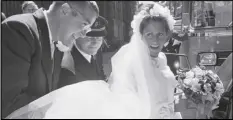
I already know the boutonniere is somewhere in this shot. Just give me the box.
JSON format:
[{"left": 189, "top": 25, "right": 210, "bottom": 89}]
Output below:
[{"left": 54, "top": 41, "right": 71, "bottom": 52}]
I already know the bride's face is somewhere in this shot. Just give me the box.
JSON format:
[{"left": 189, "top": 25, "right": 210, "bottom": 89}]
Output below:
[{"left": 141, "top": 20, "right": 169, "bottom": 58}]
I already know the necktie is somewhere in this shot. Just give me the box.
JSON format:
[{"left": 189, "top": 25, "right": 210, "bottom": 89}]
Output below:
[
  {"left": 52, "top": 41, "right": 63, "bottom": 90},
  {"left": 91, "top": 55, "right": 95, "bottom": 65},
  {"left": 91, "top": 55, "right": 98, "bottom": 74}
]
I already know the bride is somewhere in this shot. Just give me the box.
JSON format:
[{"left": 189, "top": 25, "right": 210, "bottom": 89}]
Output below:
[{"left": 6, "top": 2, "right": 180, "bottom": 119}]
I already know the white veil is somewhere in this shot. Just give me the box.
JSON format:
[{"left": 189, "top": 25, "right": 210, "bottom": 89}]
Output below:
[{"left": 129, "top": 33, "right": 157, "bottom": 118}]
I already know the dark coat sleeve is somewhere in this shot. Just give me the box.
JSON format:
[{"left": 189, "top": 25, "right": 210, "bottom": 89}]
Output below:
[{"left": 1, "top": 20, "right": 37, "bottom": 118}]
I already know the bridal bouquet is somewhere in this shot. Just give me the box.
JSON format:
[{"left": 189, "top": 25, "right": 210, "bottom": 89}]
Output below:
[{"left": 176, "top": 66, "right": 224, "bottom": 118}]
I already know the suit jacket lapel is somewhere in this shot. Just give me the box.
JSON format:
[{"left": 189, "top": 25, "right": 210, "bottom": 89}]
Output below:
[{"left": 33, "top": 9, "right": 53, "bottom": 91}]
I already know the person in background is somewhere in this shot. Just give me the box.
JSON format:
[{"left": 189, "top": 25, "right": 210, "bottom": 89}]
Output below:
[
  {"left": 162, "top": 30, "right": 188, "bottom": 53},
  {"left": 58, "top": 16, "right": 108, "bottom": 88},
  {"left": 162, "top": 29, "right": 189, "bottom": 75},
  {"left": 21, "top": 1, "right": 39, "bottom": 13},
  {"left": 2, "top": 12, "right": 6, "bottom": 21}
]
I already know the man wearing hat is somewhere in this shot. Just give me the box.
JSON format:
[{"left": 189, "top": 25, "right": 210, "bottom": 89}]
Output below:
[{"left": 57, "top": 16, "right": 108, "bottom": 89}]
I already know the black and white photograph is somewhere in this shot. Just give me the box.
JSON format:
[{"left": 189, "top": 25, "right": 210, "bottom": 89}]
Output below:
[{"left": 1, "top": 1, "right": 232, "bottom": 119}]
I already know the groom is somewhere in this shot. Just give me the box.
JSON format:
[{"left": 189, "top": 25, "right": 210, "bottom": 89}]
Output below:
[
  {"left": 58, "top": 16, "right": 108, "bottom": 89},
  {"left": 1, "top": 1, "right": 99, "bottom": 117}
]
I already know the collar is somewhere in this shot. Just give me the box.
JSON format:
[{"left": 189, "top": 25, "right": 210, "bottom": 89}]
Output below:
[{"left": 74, "top": 43, "right": 92, "bottom": 63}]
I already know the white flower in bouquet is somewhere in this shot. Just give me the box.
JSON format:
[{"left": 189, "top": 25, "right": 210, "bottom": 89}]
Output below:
[
  {"left": 192, "top": 67, "right": 205, "bottom": 80},
  {"left": 191, "top": 83, "right": 201, "bottom": 92},
  {"left": 192, "top": 78, "right": 200, "bottom": 85},
  {"left": 215, "top": 83, "right": 224, "bottom": 95},
  {"left": 185, "top": 71, "right": 195, "bottom": 79},
  {"left": 213, "top": 91, "right": 221, "bottom": 100},
  {"left": 190, "top": 78, "right": 201, "bottom": 92},
  {"left": 207, "top": 70, "right": 214, "bottom": 75},
  {"left": 202, "top": 78, "right": 207, "bottom": 83},
  {"left": 206, "top": 70, "right": 219, "bottom": 82},
  {"left": 215, "top": 82, "right": 224, "bottom": 91},
  {"left": 204, "top": 83, "right": 212, "bottom": 93},
  {"left": 213, "top": 74, "right": 220, "bottom": 82},
  {"left": 183, "top": 78, "right": 192, "bottom": 86},
  {"left": 202, "top": 91, "right": 208, "bottom": 96},
  {"left": 212, "top": 82, "right": 224, "bottom": 100},
  {"left": 206, "top": 94, "right": 214, "bottom": 102}
]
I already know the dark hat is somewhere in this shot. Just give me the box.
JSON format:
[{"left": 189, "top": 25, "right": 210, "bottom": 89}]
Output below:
[{"left": 86, "top": 16, "right": 108, "bottom": 37}]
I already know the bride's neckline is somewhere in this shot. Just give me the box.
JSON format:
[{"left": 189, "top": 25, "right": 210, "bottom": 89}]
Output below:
[{"left": 150, "top": 57, "right": 159, "bottom": 68}]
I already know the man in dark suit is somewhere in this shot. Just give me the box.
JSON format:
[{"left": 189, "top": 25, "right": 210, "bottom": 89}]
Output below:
[
  {"left": 58, "top": 16, "right": 108, "bottom": 88},
  {"left": 1, "top": 1, "right": 99, "bottom": 118}
]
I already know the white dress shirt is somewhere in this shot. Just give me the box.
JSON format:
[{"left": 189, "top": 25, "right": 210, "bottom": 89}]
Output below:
[{"left": 43, "top": 10, "right": 55, "bottom": 59}]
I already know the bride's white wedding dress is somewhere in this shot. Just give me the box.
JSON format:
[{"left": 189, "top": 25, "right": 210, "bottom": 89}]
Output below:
[{"left": 6, "top": 34, "right": 180, "bottom": 119}]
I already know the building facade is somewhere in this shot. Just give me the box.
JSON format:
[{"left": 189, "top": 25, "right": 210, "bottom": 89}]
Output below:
[{"left": 96, "top": 1, "right": 137, "bottom": 51}]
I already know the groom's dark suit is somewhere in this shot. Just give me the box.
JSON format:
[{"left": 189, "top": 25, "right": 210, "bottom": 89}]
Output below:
[
  {"left": 58, "top": 46, "right": 106, "bottom": 88},
  {"left": 1, "top": 9, "right": 63, "bottom": 117}
]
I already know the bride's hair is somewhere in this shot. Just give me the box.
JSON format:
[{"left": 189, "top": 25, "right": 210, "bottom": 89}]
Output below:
[{"left": 131, "top": 1, "right": 175, "bottom": 36}]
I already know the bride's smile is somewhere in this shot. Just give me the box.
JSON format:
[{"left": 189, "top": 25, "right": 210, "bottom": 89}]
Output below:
[
  {"left": 150, "top": 44, "right": 159, "bottom": 49},
  {"left": 140, "top": 19, "right": 170, "bottom": 58}
]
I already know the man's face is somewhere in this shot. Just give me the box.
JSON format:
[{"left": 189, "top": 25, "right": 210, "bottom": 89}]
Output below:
[
  {"left": 58, "top": 3, "right": 98, "bottom": 47},
  {"left": 76, "top": 36, "right": 103, "bottom": 55},
  {"left": 23, "top": 4, "right": 38, "bottom": 13}
]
